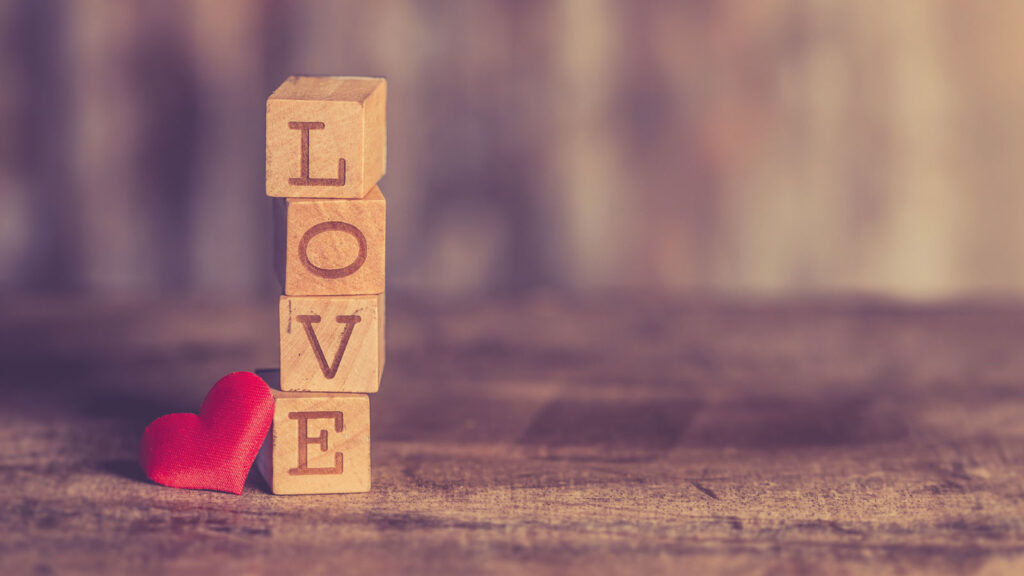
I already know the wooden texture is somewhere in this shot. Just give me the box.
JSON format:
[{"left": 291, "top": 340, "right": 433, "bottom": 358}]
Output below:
[
  {"left": 279, "top": 294, "right": 384, "bottom": 392},
  {"left": 15, "top": 4, "right": 1024, "bottom": 298},
  {"left": 255, "top": 371, "right": 371, "bottom": 495},
  {"left": 266, "top": 76, "right": 386, "bottom": 199},
  {"left": 278, "top": 188, "right": 386, "bottom": 296},
  {"left": 2, "top": 296, "right": 1024, "bottom": 574}
]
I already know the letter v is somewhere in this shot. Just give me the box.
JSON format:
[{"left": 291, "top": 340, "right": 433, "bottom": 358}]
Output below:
[{"left": 296, "top": 314, "right": 362, "bottom": 379}]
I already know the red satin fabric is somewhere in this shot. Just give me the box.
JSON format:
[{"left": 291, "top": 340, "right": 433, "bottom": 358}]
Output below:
[{"left": 139, "top": 371, "right": 274, "bottom": 494}]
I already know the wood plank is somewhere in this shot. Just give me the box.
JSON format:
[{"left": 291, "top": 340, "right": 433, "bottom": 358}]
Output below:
[
  {"left": 2, "top": 297, "right": 1024, "bottom": 574},
  {"left": 266, "top": 76, "right": 386, "bottom": 199}
]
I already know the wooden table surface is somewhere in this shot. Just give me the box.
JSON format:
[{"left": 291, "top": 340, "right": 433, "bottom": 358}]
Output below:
[{"left": 1, "top": 295, "right": 1023, "bottom": 575}]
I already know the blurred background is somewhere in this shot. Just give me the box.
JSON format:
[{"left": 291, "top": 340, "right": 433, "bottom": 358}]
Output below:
[{"left": 2, "top": 0, "right": 1024, "bottom": 299}]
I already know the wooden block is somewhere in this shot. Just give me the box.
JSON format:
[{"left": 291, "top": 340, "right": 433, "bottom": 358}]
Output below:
[
  {"left": 255, "top": 370, "right": 370, "bottom": 495},
  {"left": 279, "top": 294, "right": 385, "bottom": 392},
  {"left": 267, "top": 76, "right": 386, "bottom": 199},
  {"left": 278, "top": 187, "right": 386, "bottom": 296}
]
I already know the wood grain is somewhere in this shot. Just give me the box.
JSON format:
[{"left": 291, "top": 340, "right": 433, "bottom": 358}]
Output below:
[
  {"left": 1, "top": 296, "right": 1024, "bottom": 574},
  {"left": 279, "top": 188, "right": 386, "bottom": 296},
  {"left": 266, "top": 76, "right": 386, "bottom": 199},
  {"left": 279, "top": 294, "right": 384, "bottom": 392}
]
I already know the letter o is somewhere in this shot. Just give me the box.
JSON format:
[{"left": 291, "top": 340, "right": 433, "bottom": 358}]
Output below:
[{"left": 298, "top": 221, "right": 367, "bottom": 279}]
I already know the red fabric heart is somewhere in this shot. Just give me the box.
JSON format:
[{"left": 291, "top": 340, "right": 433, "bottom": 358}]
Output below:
[{"left": 139, "top": 371, "right": 274, "bottom": 494}]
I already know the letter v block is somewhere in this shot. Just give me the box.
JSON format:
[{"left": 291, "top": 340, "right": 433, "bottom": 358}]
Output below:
[
  {"left": 256, "top": 371, "right": 370, "bottom": 495},
  {"left": 275, "top": 187, "right": 385, "bottom": 296},
  {"left": 266, "top": 76, "right": 386, "bottom": 199},
  {"left": 279, "top": 294, "right": 384, "bottom": 392}
]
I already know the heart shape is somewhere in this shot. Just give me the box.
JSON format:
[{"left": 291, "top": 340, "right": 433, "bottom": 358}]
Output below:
[{"left": 139, "top": 371, "right": 274, "bottom": 494}]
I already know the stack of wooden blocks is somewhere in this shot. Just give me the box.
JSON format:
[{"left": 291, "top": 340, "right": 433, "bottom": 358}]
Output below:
[{"left": 256, "top": 76, "right": 387, "bottom": 495}]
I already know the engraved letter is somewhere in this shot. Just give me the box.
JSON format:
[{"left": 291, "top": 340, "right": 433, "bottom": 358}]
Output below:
[
  {"left": 288, "top": 121, "right": 346, "bottom": 186},
  {"left": 289, "top": 411, "right": 344, "bottom": 476},
  {"left": 296, "top": 314, "right": 362, "bottom": 379},
  {"left": 298, "top": 221, "right": 367, "bottom": 278}
]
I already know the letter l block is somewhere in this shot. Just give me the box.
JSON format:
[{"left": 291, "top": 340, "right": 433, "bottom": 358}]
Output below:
[{"left": 266, "top": 76, "right": 386, "bottom": 199}]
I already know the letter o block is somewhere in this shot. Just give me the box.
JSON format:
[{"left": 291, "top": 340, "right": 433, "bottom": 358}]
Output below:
[
  {"left": 256, "top": 372, "right": 371, "bottom": 495},
  {"left": 266, "top": 76, "right": 386, "bottom": 199},
  {"left": 277, "top": 188, "right": 385, "bottom": 296}
]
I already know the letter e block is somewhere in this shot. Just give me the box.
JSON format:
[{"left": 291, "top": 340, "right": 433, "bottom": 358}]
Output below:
[
  {"left": 266, "top": 76, "right": 386, "bottom": 199},
  {"left": 278, "top": 188, "right": 385, "bottom": 295},
  {"left": 256, "top": 374, "right": 370, "bottom": 495},
  {"left": 279, "top": 294, "right": 385, "bottom": 392}
]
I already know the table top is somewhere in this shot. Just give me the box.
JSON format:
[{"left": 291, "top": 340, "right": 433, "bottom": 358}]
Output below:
[{"left": 1, "top": 295, "right": 1023, "bottom": 575}]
